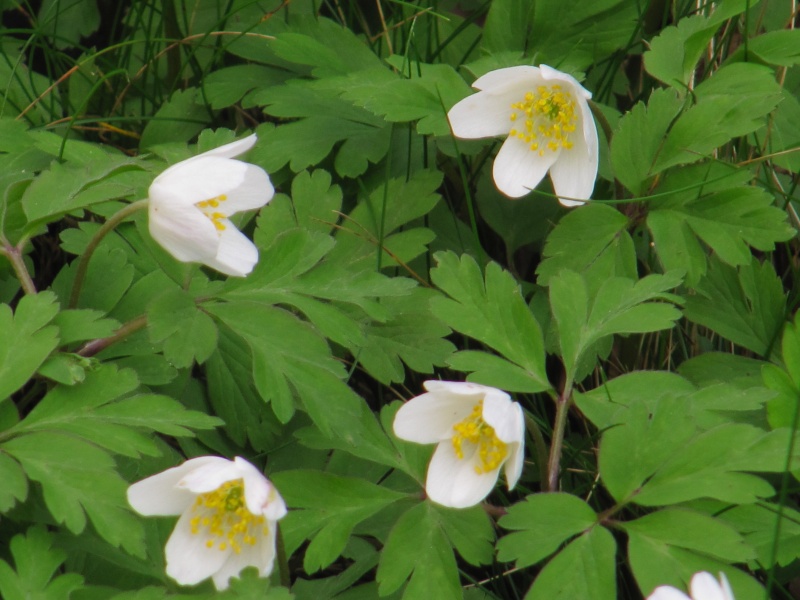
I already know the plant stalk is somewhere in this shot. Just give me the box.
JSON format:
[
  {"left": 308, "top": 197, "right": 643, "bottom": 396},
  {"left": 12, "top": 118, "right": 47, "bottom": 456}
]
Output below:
[
  {"left": 0, "top": 240, "right": 37, "bottom": 295},
  {"left": 546, "top": 381, "right": 574, "bottom": 492}
]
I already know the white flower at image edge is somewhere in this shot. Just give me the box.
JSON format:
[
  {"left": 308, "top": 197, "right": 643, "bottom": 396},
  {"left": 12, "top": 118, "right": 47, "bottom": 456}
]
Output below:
[
  {"left": 393, "top": 381, "right": 525, "bottom": 509},
  {"left": 148, "top": 134, "right": 274, "bottom": 277},
  {"left": 447, "top": 65, "right": 598, "bottom": 207},
  {"left": 647, "top": 572, "right": 736, "bottom": 600},
  {"left": 127, "top": 456, "right": 287, "bottom": 590}
]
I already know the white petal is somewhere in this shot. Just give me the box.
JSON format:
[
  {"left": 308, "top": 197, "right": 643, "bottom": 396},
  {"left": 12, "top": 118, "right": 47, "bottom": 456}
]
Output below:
[
  {"left": 148, "top": 199, "right": 220, "bottom": 263},
  {"left": 503, "top": 440, "right": 525, "bottom": 490},
  {"left": 690, "top": 572, "right": 728, "bottom": 600},
  {"left": 201, "top": 134, "right": 258, "bottom": 159},
  {"left": 210, "top": 524, "right": 275, "bottom": 590},
  {"left": 540, "top": 64, "right": 592, "bottom": 100},
  {"left": 548, "top": 96, "right": 598, "bottom": 207},
  {"left": 151, "top": 156, "right": 250, "bottom": 207},
  {"left": 471, "top": 66, "right": 543, "bottom": 92},
  {"left": 217, "top": 163, "right": 274, "bottom": 213},
  {"left": 178, "top": 457, "right": 241, "bottom": 494},
  {"left": 481, "top": 392, "right": 521, "bottom": 444},
  {"left": 203, "top": 225, "right": 260, "bottom": 277},
  {"left": 718, "top": 573, "right": 735, "bottom": 600},
  {"left": 448, "top": 90, "right": 517, "bottom": 139},
  {"left": 127, "top": 456, "right": 220, "bottom": 516},
  {"left": 393, "top": 391, "right": 476, "bottom": 444},
  {"left": 233, "top": 457, "right": 285, "bottom": 519},
  {"left": 425, "top": 441, "right": 500, "bottom": 508},
  {"left": 165, "top": 508, "right": 230, "bottom": 585},
  {"left": 493, "top": 135, "right": 559, "bottom": 198},
  {"left": 423, "top": 380, "right": 500, "bottom": 396},
  {"left": 647, "top": 586, "right": 692, "bottom": 600}
]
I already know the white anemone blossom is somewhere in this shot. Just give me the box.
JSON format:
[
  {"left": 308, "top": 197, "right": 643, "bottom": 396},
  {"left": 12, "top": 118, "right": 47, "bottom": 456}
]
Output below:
[
  {"left": 148, "top": 134, "right": 274, "bottom": 276},
  {"left": 447, "top": 65, "right": 598, "bottom": 207},
  {"left": 647, "top": 572, "right": 735, "bottom": 600},
  {"left": 127, "top": 456, "right": 287, "bottom": 590},
  {"left": 393, "top": 381, "right": 525, "bottom": 508}
]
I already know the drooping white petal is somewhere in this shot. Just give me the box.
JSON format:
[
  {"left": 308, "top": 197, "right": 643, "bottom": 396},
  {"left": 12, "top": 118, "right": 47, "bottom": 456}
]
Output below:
[
  {"left": 718, "top": 573, "right": 735, "bottom": 600},
  {"left": 233, "top": 457, "right": 283, "bottom": 518},
  {"left": 178, "top": 456, "right": 242, "bottom": 494},
  {"left": 127, "top": 456, "right": 220, "bottom": 516},
  {"left": 393, "top": 391, "right": 476, "bottom": 444},
  {"left": 471, "top": 65, "right": 543, "bottom": 92},
  {"left": 503, "top": 440, "right": 525, "bottom": 490},
  {"left": 493, "top": 135, "right": 560, "bottom": 198},
  {"left": 148, "top": 199, "right": 220, "bottom": 263},
  {"left": 425, "top": 440, "right": 501, "bottom": 508},
  {"left": 152, "top": 156, "right": 250, "bottom": 207},
  {"left": 647, "top": 587, "right": 692, "bottom": 600},
  {"left": 540, "top": 64, "right": 592, "bottom": 100},
  {"left": 548, "top": 95, "right": 598, "bottom": 206},
  {"left": 165, "top": 508, "right": 230, "bottom": 585},
  {"left": 202, "top": 225, "right": 260, "bottom": 277},
  {"left": 217, "top": 163, "right": 274, "bottom": 213},
  {"left": 423, "top": 380, "right": 498, "bottom": 396},
  {"left": 201, "top": 134, "right": 258, "bottom": 159},
  {"left": 481, "top": 390, "right": 522, "bottom": 444},
  {"left": 690, "top": 572, "right": 729, "bottom": 600}
]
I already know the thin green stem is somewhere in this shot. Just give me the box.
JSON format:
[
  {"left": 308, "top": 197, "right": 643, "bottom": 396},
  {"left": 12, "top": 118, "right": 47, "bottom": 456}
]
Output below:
[
  {"left": 69, "top": 199, "right": 148, "bottom": 309},
  {"left": 524, "top": 411, "right": 550, "bottom": 488},
  {"left": 0, "top": 239, "right": 37, "bottom": 295},
  {"left": 276, "top": 523, "right": 290, "bottom": 589},
  {"left": 77, "top": 314, "right": 148, "bottom": 357},
  {"left": 546, "top": 380, "right": 574, "bottom": 492}
]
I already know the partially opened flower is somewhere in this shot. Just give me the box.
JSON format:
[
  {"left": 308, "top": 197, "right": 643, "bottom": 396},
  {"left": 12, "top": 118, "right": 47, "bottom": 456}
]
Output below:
[
  {"left": 447, "top": 65, "right": 598, "bottom": 206},
  {"left": 148, "top": 134, "right": 274, "bottom": 276},
  {"left": 647, "top": 572, "right": 735, "bottom": 600},
  {"left": 393, "top": 381, "right": 525, "bottom": 508},
  {"left": 127, "top": 456, "right": 287, "bottom": 590}
]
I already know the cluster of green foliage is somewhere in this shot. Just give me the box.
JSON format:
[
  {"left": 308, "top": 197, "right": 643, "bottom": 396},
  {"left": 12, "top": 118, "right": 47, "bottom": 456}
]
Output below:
[{"left": 1, "top": 0, "right": 799, "bottom": 598}]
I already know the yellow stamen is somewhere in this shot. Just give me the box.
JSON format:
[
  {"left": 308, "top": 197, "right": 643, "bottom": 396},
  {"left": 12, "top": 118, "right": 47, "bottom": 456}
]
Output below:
[
  {"left": 508, "top": 85, "right": 578, "bottom": 155},
  {"left": 195, "top": 194, "right": 229, "bottom": 231},
  {"left": 451, "top": 401, "right": 508, "bottom": 474},
  {"left": 189, "top": 479, "right": 267, "bottom": 554}
]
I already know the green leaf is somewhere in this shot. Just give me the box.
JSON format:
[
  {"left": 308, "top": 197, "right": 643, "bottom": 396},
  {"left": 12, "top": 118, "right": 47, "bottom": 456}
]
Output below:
[
  {"left": 648, "top": 187, "right": 794, "bottom": 271},
  {"left": 654, "top": 63, "right": 783, "bottom": 172},
  {"left": 203, "top": 64, "right": 293, "bottom": 109},
  {"left": 718, "top": 502, "right": 800, "bottom": 567},
  {"left": 684, "top": 256, "right": 786, "bottom": 358},
  {"left": 728, "top": 29, "right": 800, "bottom": 66},
  {"left": 2, "top": 432, "right": 145, "bottom": 555},
  {"left": 550, "top": 270, "right": 683, "bottom": 379},
  {"left": 271, "top": 470, "right": 404, "bottom": 573},
  {"left": 377, "top": 503, "right": 461, "bottom": 600},
  {"left": 620, "top": 508, "right": 754, "bottom": 563},
  {"left": 54, "top": 246, "right": 135, "bottom": 313},
  {"left": 536, "top": 203, "right": 636, "bottom": 290},
  {"left": 139, "top": 89, "right": 209, "bottom": 149},
  {"left": 644, "top": 15, "right": 721, "bottom": 87},
  {"left": 147, "top": 289, "right": 218, "bottom": 368},
  {"left": 52, "top": 309, "right": 120, "bottom": 344},
  {"left": 436, "top": 504, "right": 495, "bottom": 567},
  {"left": 610, "top": 88, "right": 683, "bottom": 194},
  {"left": 0, "top": 452, "right": 27, "bottom": 512},
  {"left": 0, "top": 291, "right": 59, "bottom": 402},
  {"left": 430, "top": 252, "right": 550, "bottom": 393},
  {"left": 0, "top": 526, "right": 84, "bottom": 600},
  {"left": 524, "top": 526, "right": 616, "bottom": 600},
  {"left": 497, "top": 493, "right": 598, "bottom": 568}
]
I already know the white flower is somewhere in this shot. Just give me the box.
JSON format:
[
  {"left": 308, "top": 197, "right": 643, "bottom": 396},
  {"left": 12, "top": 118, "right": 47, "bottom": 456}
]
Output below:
[
  {"left": 148, "top": 134, "right": 274, "bottom": 277},
  {"left": 392, "top": 381, "right": 525, "bottom": 508},
  {"left": 447, "top": 65, "right": 598, "bottom": 207},
  {"left": 127, "top": 456, "right": 287, "bottom": 590},
  {"left": 648, "top": 572, "right": 735, "bottom": 600}
]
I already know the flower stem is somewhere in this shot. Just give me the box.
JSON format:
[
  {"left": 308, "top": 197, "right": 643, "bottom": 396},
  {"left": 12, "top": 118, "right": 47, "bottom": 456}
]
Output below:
[
  {"left": 0, "top": 238, "right": 37, "bottom": 295},
  {"left": 77, "top": 314, "right": 147, "bottom": 357},
  {"left": 546, "top": 380, "right": 574, "bottom": 492},
  {"left": 68, "top": 199, "right": 148, "bottom": 309},
  {"left": 276, "top": 523, "right": 290, "bottom": 589},
  {"left": 524, "top": 411, "right": 550, "bottom": 488}
]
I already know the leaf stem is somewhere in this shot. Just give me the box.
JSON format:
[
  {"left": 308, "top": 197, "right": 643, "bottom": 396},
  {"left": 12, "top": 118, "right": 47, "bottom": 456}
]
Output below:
[
  {"left": 68, "top": 199, "right": 148, "bottom": 309},
  {"left": 546, "top": 380, "right": 574, "bottom": 492},
  {"left": 0, "top": 238, "right": 37, "bottom": 295},
  {"left": 77, "top": 314, "right": 148, "bottom": 357}
]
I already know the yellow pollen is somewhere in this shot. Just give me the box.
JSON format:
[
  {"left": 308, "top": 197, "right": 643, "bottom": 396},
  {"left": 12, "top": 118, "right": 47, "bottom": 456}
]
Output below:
[
  {"left": 451, "top": 401, "right": 508, "bottom": 474},
  {"left": 189, "top": 479, "right": 267, "bottom": 554},
  {"left": 195, "top": 194, "right": 229, "bottom": 231},
  {"left": 508, "top": 85, "right": 578, "bottom": 155}
]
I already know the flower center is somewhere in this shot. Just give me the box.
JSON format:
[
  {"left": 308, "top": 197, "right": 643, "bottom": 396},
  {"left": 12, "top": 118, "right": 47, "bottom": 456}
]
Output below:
[
  {"left": 508, "top": 85, "right": 578, "bottom": 156},
  {"left": 189, "top": 479, "right": 268, "bottom": 553},
  {"left": 451, "top": 401, "right": 508, "bottom": 474},
  {"left": 195, "top": 194, "right": 229, "bottom": 231}
]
